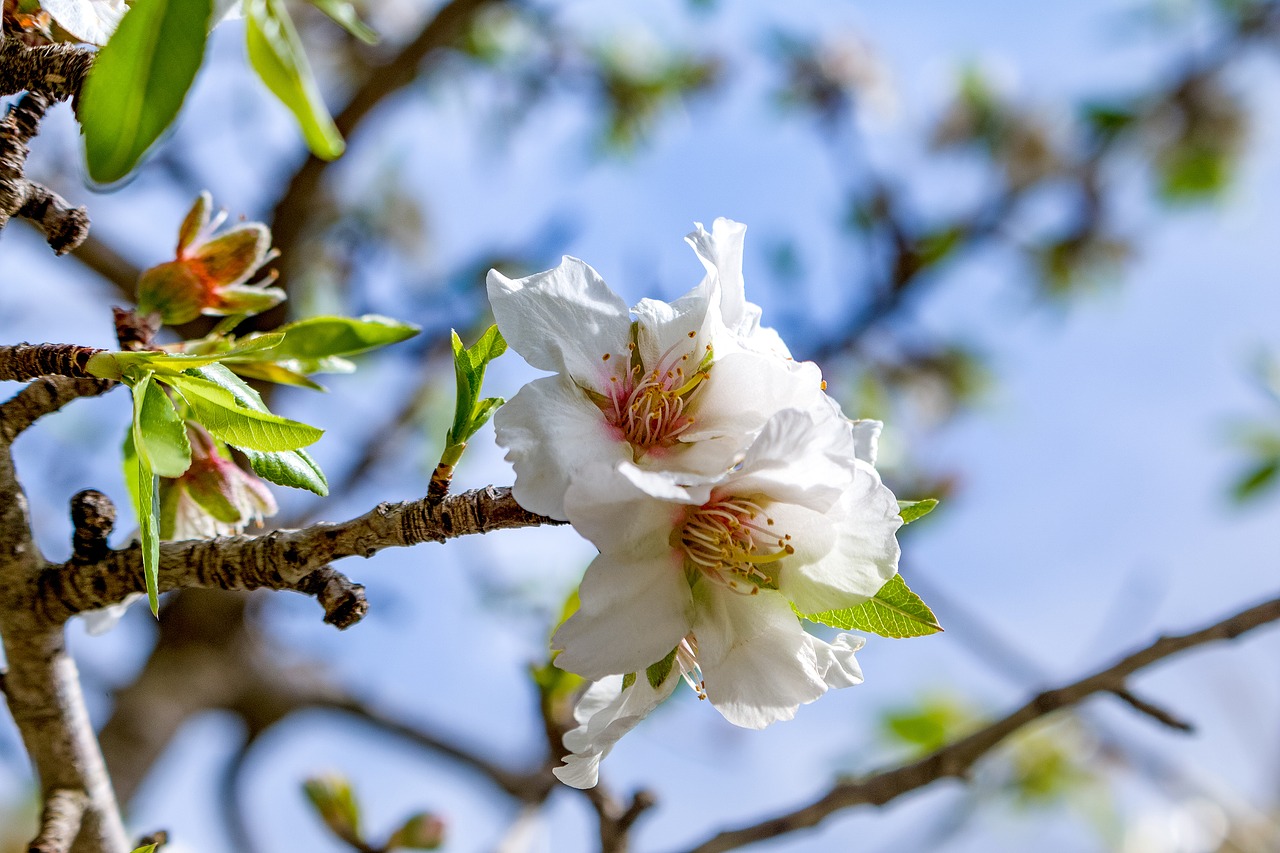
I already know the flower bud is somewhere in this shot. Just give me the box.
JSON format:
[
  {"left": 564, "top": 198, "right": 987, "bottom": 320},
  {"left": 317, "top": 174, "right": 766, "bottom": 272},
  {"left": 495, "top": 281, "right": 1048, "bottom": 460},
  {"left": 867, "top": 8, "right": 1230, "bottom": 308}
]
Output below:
[
  {"left": 136, "top": 191, "right": 284, "bottom": 325},
  {"left": 387, "top": 813, "right": 446, "bottom": 850},
  {"left": 159, "top": 423, "right": 277, "bottom": 540}
]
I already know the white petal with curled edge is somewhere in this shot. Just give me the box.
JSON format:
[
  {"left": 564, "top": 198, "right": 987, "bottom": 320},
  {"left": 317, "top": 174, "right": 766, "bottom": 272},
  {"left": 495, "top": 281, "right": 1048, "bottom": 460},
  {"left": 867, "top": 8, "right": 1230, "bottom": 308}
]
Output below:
[
  {"left": 554, "top": 673, "right": 679, "bottom": 789},
  {"left": 552, "top": 550, "right": 693, "bottom": 680},
  {"left": 724, "top": 408, "right": 855, "bottom": 512},
  {"left": 486, "top": 259, "right": 631, "bottom": 381},
  {"left": 781, "top": 463, "right": 902, "bottom": 614},
  {"left": 493, "top": 375, "right": 626, "bottom": 520},
  {"left": 814, "top": 634, "right": 866, "bottom": 689},
  {"left": 42, "top": 0, "right": 125, "bottom": 45},
  {"left": 850, "top": 419, "right": 882, "bottom": 466},
  {"left": 693, "top": 586, "right": 827, "bottom": 729},
  {"left": 686, "top": 218, "right": 748, "bottom": 329}
]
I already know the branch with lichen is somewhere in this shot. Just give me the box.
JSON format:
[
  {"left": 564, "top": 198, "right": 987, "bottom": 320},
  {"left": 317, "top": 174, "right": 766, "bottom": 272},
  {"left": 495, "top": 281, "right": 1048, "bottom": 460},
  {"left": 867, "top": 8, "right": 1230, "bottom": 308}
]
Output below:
[{"left": 679, "top": 593, "right": 1280, "bottom": 853}]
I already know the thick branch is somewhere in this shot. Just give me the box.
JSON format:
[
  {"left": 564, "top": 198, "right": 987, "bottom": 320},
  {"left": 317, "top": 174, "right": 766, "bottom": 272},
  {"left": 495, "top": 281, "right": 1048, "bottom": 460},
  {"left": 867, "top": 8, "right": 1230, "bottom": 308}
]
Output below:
[
  {"left": 682, "top": 594, "right": 1280, "bottom": 853},
  {"left": 28, "top": 788, "right": 88, "bottom": 853},
  {"left": 0, "top": 39, "right": 92, "bottom": 102},
  {"left": 0, "top": 343, "right": 102, "bottom": 382},
  {"left": 37, "top": 486, "right": 560, "bottom": 622}
]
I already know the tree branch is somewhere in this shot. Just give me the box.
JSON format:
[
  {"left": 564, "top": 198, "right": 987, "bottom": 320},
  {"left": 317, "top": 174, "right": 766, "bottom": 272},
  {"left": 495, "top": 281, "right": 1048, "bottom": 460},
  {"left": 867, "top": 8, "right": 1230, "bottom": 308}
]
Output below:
[
  {"left": 28, "top": 788, "right": 88, "bottom": 853},
  {"left": 681, "top": 594, "right": 1280, "bottom": 853},
  {"left": 0, "top": 90, "right": 88, "bottom": 253},
  {"left": 0, "top": 375, "right": 114, "bottom": 442},
  {"left": 0, "top": 343, "right": 102, "bottom": 382},
  {"left": 0, "top": 39, "right": 92, "bottom": 102},
  {"left": 36, "top": 486, "right": 561, "bottom": 623}
]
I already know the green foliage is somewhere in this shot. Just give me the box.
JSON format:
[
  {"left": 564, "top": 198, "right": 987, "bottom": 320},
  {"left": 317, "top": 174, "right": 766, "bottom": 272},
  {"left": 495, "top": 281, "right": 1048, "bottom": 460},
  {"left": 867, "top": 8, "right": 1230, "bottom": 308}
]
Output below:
[
  {"left": 122, "top": 423, "right": 161, "bottom": 615},
  {"left": 134, "top": 373, "right": 192, "bottom": 478},
  {"left": 247, "top": 315, "right": 420, "bottom": 363},
  {"left": 386, "top": 813, "right": 446, "bottom": 850},
  {"left": 129, "top": 846, "right": 159, "bottom": 853},
  {"left": 306, "top": 0, "right": 378, "bottom": 44},
  {"left": 646, "top": 647, "right": 679, "bottom": 689},
  {"left": 242, "top": 447, "right": 329, "bottom": 496},
  {"left": 1233, "top": 457, "right": 1279, "bottom": 502},
  {"left": 898, "top": 498, "right": 939, "bottom": 524},
  {"left": 79, "top": 0, "right": 211, "bottom": 183},
  {"left": 303, "top": 773, "right": 363, "bottom": 846},
  {"left": 161, "top": 368, "right": 323, "bottom": 453},
  {"left": 245, "top": 0, "right": 345, "bottom": 159},
  {"left": 804, "top": 574, "right": 943, "bottom": 638},
  {"left": 446, "top": 326, "right": 508, "bottom": 451},
  {"left": 880, "top": 693, "right": 981, "bottom": 755}
]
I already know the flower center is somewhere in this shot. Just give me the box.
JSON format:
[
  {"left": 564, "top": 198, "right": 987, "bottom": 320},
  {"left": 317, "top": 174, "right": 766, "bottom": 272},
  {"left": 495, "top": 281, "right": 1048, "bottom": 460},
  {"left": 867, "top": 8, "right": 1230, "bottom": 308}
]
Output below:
[
  {"left": 677, "top": 496, "right": 794, "bottom": 595},
  {"left": 599, "top": 332, "right": 710, "bottom": 454}
]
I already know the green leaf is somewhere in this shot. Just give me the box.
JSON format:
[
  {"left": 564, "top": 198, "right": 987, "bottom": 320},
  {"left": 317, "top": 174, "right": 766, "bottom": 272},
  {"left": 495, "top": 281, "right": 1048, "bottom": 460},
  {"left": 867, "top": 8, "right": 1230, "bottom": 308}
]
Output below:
[
  {"left": 130, "top": 846, "right": 159, "bottom": 853},
  {"left": 898, "top": 498, "right": 939, "bottom": 524},
  {"left": 99, "top": 333, "right": 288, "bottom": 375},
  {"left": 135, "top": 373, "right": 192, "bottom": 478},
  {"left": 79, "top": 0, "right": 212, "bottom": 183},
  {"left": 448, "top": 326, "right": 508, "bottom": 446},
  {"left": 645, "top": 647, "right": 678, "bottom": 689},
  {"left": 123, "top": 428, "right": 161, "bottom": 616},
  {"left": 238, "top": 315, "right": 420, "bottom": 361},
  {"left": 804, "top": 574, "right": 943, "bottom": 638},
  {"left": 242, "top": 447, "right": 329, "bottom": 496},
  {"left": 245, "top": 0, "right": 345, "bottom": 159},
  {"left": 162, "top": 372, "right": 323, "bottom": 452},
  {"left": 305, "top": 0, "right": 378, "bottom": 44},
  {"left": 1232, "top": 457, "right": 1280, "bottom": 502},
  {"left": 229, "top": 361, "right": 328, "bottom": 391}
]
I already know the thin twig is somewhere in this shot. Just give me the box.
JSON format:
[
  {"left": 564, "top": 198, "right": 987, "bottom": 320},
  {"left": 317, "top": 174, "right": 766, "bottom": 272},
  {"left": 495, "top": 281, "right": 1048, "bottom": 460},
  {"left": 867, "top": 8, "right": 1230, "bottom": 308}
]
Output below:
[
  {"left": 27, "top": 788, "right": 87, "bottom": 853},
  {"left": 680, "top": 594, "right": 1280, "bottom": 853}
]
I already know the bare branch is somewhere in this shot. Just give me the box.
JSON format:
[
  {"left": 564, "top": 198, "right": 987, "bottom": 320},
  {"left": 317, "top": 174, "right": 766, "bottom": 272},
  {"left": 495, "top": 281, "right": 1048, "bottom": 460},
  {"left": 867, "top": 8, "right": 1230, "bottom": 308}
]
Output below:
[
  {"left": 0, "top": 376, "right": 114, "bottom": 442},
  {"left": 36, "top": 486, "right": 562, "bottom": 622},
  {"left": 681, "top": 594, "right": 1280, "bottom": 853},
  {"left": 28, "top": 788, "right": 88, "bottom": 853},
  {"left": 0, "top": 39, "right": 92, "bottom": 102},
  {"left": 0, "top": 343, "right": 102, "bottom": 382},
  {"left": 269, "top": 0, "right": 505, "bottom": 283},
  {"left": 0, "top": 90, "right": 89, "bottom": 253}
]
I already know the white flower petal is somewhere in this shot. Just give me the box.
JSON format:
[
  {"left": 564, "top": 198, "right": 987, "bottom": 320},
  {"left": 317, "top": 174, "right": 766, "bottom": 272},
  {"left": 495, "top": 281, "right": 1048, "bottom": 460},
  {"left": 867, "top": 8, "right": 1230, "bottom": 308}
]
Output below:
[
  {"left": 565, "top": 463, "right": 694, "bottom": 552},
  {"left": 725, "top": 408, "right": 856, "bottom": 511},
  {"left": 486, "top": 259, "right": 631, "bottom": 381},
  {"left": 42, "top": 0, "right": 125, "bottom": 45},
  {"left": 554, "top": 673, "right": 679, "bottom": 789},
  {"left": 679, "top": 353, "right": 824, "bottom": 447},
  {"left": 781, "top": 462, "right": 902, "bottom": 614},
  {"left": 553, "top": 551, "right": 693, "bottom": 680},
  {"left": 686, "top": 218, "right": 748, "bottom": 329},
  {"left": 850, "top": 419, "right": 882, "bottom": 466},
  {"left": 814, "top": 634, "right": 866, "bottom": 689},
  {"left": 494, "top": 375, "right": 626, "bottom": 520},
  {"left": 693, "top": 587, "right": 827, "bottom": 729}
]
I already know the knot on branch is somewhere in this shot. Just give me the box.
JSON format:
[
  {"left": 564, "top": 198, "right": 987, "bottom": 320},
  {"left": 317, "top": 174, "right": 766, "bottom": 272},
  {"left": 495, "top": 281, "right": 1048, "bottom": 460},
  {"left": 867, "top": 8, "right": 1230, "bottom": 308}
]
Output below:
[
  {"left": 0, "top": 89, "right": 89, "bottom": 253},
  {"left": 112, "top": 307, "right": 160, "bottom": 351},
  {"left": 70, "top": 489, "right": 115, "bottom": 565},
  {"left": 295, "top": 566, "right": 369, "bottom": 629}
]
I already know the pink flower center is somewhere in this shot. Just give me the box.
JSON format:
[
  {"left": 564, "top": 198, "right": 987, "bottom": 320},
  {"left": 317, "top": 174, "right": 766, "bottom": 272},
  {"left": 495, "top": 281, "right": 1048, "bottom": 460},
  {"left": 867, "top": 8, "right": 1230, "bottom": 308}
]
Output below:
[
  {"left": 677, "top": 496, "right": 794, "bottom": 595},
  {"left": 599, "top": 333, "right": 710, "bottom": 453}
]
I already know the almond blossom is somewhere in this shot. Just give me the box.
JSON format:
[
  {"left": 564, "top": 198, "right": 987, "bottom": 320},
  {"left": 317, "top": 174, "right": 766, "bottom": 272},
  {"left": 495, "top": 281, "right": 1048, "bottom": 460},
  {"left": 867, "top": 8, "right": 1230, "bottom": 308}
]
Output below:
[
  {"left": 550, "top": 407, "right": 901, "bottom": 730},
  {"left": 488, "top": 220, "right": 824, "bottom": 520}
]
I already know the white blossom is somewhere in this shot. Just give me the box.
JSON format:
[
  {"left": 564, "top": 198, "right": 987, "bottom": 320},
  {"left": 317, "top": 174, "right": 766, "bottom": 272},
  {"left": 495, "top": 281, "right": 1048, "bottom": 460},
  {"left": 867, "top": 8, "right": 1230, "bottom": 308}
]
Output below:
[
  {"left": 550, "top": 408, "right": 900, "bottom": 726},
  {"left": 488, "top": 220, "right": 824, "bottom": 520}
]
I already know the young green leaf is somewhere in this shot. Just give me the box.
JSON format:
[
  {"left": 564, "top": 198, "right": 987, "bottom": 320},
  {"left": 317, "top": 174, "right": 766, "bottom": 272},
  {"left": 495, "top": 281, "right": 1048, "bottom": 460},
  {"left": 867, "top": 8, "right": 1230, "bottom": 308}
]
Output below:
[
  {"left": 241, "top": 447, "right": 329, "bottom": 496},
  {"left": 134, "top": 373, "right": 192, "bottom": 478},
  {"left": 645, "top": 647, "right": 679, "bottom": 689},
  {"left": 79, "top": 0, "right": 212, "bottom": 183},
  {"left": 162, "top": 372, "right": 323, "bottom": 452},
  {"left": 245, "top": 0, "right": 345, "bottom": 159},
  {"left": 804, "top": 574, "right": 942, "bottom": 638},
  {"left": 305, "top": 0, "right": 378, "bottom": 44},
  {"left": 229, "top": 361, "right": 328, "bottom": 391},
  {"left": 123, "top": 428, "right": 162, "bottom": 615},
  {"left": 236, "top": 315, "right": 420, "bottom": 361},
  {"left": 898, "top": 498, "right": 940, "bottom": 524},
  {"left": 447, "top": 326, "right": 508, "bottom": 446}
]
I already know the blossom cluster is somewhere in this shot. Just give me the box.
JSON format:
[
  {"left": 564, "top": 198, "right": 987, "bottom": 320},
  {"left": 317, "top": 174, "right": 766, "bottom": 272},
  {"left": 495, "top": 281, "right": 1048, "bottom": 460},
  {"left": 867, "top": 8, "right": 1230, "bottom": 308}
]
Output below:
[{"left": 488, "top": 219, "right": 903, "bottom": 788}]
